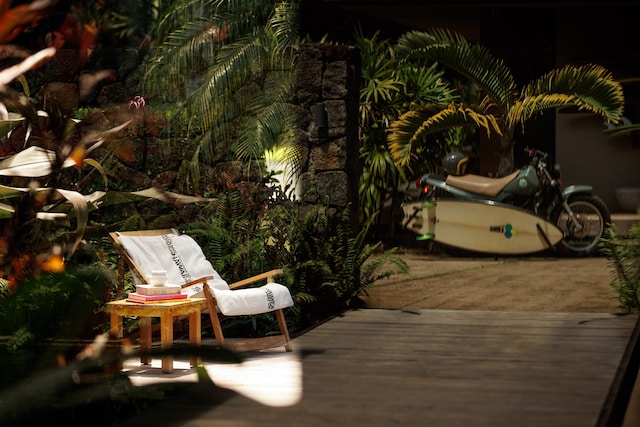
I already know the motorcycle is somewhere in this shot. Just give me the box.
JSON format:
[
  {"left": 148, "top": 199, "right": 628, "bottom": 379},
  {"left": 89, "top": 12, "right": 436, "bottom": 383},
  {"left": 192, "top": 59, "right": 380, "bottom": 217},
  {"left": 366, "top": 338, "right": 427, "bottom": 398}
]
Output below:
[{"left": 401, "top": 147, "right": 611, "bottom": 256}]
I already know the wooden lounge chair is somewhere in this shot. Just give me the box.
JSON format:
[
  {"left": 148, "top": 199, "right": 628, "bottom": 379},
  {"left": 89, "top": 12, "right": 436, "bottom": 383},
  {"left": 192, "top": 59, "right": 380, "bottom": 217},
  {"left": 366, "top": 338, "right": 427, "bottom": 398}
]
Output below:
[{"left": 109, "top": 229, "right": 294, "bottom": 352}]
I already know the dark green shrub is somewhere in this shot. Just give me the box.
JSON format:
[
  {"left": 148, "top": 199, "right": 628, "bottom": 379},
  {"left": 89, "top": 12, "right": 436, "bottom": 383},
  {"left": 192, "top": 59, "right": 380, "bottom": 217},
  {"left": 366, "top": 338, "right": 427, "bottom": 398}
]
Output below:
[
  {"left": 285, "top": 202, "right": 409, "bottom": 328},
  {"left": 601, "top": 223, "right": 640, "bottom": 312},
  {"left": 0, "top": 259, "right": 115, "bottom": 389},
  {"left": 186, "top": 176, "right": 410, "bottom": 334}
]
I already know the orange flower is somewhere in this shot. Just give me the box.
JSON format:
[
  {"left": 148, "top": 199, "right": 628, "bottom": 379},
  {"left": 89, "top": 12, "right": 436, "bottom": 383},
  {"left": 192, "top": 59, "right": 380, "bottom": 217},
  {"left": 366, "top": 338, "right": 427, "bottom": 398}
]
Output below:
[
  {"left": 41, "top": 253, "right": 65, "bottom": 273},
  {"left": 69, "top": 146, "right": 86, "bottom": 167}
]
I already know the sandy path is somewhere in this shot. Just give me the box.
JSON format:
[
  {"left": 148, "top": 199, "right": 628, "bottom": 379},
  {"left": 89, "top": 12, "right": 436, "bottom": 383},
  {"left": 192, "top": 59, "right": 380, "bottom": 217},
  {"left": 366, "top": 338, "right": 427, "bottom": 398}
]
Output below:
[{"left": 363, "top": 255, "right": 624, "bottom": 313}]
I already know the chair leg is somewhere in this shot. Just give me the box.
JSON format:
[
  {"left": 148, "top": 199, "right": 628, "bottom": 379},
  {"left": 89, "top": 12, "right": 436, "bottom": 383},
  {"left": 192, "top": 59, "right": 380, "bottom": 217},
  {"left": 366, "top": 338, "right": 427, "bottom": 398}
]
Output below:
[
  {"left": 203, "top": 283, "right": 292, "bottom": 352},
  {"left": 275, "top": 309, "right": 293, "bottom": 352},
  {"left": 209, "top": 311, "right": 225, "bottom": 347},
  {"left": 203, "top": 285, "right": 225, "bottom": 347}
]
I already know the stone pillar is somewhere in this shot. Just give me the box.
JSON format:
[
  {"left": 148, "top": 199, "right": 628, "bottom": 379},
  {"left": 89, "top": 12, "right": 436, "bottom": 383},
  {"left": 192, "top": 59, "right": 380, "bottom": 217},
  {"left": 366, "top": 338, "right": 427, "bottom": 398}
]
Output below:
[{"left": 294, "top": 43, "right": 360, "bottom": 226}]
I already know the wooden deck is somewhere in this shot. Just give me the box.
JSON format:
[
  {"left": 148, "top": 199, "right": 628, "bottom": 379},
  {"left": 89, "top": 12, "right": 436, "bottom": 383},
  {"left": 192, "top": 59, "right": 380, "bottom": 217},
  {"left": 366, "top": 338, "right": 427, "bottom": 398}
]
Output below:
[{"left": 119, "top": 308, "right": 640, "bottom": 427}]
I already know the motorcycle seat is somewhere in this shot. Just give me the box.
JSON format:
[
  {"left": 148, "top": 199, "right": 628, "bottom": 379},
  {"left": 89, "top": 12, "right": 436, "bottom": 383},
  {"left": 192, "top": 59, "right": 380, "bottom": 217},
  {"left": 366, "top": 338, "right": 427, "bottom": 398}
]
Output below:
[{"left": 445, "top": 170, "right": 520, "bottom": 197}]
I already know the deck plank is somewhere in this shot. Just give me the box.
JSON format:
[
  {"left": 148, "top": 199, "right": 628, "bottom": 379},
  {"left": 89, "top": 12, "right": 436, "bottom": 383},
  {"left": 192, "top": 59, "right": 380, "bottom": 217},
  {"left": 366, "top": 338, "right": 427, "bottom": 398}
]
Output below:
[{"left": 118, "top": 309, "right": 640, "bottom": 427}]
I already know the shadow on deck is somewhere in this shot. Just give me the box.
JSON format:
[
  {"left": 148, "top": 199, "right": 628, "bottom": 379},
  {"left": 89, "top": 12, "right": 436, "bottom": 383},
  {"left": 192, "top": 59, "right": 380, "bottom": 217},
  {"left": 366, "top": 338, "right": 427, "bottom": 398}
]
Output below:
[{"left": 119, "top": 309, "right": 640, "bottom": 427}]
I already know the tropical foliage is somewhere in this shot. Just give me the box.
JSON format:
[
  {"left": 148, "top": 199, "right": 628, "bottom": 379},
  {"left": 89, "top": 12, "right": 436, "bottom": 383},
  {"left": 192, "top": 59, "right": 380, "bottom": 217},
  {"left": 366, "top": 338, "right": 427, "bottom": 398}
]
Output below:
[
  {"left": 286, "top": 201, "right": 409, "bottom": 327},
  {"left": 0, "top": 3, "right": 416, "bottom": 425},
  {"left": 0, "top": 47, "right": 134, "bottom": 290},
  {"left": 601, "top": 223, "right": 640, "bottom": 313},
  {"left": 0, "top": 262, "right": 114, "bottom": 351},
  {"left": 185, "top": 170, "right": 294, "bottom": 282},
  {"left": 355, "top": 28, "right": 458, "bottom": 227},
  {"left": 143, "top": 0, "right": 302, "bottom": 191},
  {"left": 388, "top": 28, "right": 625, "bottom": 176},
  {"left": 0, "top": 0, "right": 57, "bottom": 44},
  {"left": 185, "top": 176, "right": 410, "bottom": 331},
  {"left": 0, "top": 45, "right": 243, "bottom": 427}
]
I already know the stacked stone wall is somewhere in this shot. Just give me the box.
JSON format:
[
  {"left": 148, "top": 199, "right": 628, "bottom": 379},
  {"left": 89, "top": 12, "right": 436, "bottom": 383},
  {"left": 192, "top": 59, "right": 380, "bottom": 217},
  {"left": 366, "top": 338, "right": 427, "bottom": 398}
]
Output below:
[{"left": 293, "top": 44, "right": 361, "bottom": 224}]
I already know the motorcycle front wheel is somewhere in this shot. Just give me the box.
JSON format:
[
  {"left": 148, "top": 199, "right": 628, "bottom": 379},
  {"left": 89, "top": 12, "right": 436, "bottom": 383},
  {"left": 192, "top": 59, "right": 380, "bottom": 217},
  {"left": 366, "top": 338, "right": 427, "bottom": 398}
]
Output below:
[{"left": 551, "top": 194, "right": 611, "bottom": 257}]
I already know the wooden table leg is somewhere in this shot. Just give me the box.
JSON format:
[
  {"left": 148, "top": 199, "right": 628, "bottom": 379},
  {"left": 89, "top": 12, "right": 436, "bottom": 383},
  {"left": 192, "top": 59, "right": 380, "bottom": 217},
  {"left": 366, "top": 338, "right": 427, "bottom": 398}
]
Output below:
[
  {"left": 189, "top": 309, "right": 201, "bottom": 367},
  {"left": 107, "top": 299, "right": 206, "bottom": 374},
  {"left": 139, "top": 317, "right": 152, "bottom": 365},
  {"left": 110, "top": 311, "right": 123, "bottom": 339},
  {"left": 109, "top": 311, "right": 124, "bottom": 372},
  {"left": 160, "top": 311, "right": 174, "bottom": 373}
]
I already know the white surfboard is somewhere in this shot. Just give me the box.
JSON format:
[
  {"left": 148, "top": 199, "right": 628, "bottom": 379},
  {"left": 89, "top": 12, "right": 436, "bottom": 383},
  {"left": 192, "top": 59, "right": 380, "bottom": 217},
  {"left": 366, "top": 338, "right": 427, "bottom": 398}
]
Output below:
[{"left": 402, "top": 199, "right": 564, "bottom": 255}]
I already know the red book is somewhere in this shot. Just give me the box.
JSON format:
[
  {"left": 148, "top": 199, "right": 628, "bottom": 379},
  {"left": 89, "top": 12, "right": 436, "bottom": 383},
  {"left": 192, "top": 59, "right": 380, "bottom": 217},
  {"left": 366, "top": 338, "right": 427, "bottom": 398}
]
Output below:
[{"left": 127, "top": 292, "right": 188, "bottom": 303}]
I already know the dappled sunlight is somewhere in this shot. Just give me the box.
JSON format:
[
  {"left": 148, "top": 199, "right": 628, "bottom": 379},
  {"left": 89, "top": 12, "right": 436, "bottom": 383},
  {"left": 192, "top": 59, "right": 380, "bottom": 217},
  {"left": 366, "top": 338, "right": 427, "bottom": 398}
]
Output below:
[{"left": 123, "top": 347, "right": 303, "bottom": 407}]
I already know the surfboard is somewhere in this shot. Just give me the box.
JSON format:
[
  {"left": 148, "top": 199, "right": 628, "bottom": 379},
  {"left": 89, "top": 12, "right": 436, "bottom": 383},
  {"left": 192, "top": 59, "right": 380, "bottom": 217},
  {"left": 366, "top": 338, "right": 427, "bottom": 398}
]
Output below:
[{"left": 402, "top": 199, "right": 564, "bottom": 255}]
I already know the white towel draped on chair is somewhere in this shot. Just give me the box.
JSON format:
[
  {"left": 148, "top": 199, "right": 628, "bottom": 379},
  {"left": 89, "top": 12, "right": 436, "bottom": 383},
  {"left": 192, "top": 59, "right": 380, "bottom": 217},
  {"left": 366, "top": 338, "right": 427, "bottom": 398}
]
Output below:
[
  {"left": 118, "top": 233, "right": 294, "bottom": 316},
  {"left": 213, "top": 283, "right": 295, "bottom": 316}
]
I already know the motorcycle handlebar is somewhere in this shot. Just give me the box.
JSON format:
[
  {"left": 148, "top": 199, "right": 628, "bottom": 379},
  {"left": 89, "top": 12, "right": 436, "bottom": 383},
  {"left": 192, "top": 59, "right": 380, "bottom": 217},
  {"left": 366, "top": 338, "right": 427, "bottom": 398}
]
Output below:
[{"left": 524, "top": 146, "right": 548, "bottom": 160}]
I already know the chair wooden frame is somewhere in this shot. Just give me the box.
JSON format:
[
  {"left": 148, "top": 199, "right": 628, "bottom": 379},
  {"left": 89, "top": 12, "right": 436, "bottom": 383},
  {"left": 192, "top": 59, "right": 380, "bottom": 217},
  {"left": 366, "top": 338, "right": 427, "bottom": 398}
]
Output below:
[{"left": 109, "top": 229, "right": 293, "bottom": 353}]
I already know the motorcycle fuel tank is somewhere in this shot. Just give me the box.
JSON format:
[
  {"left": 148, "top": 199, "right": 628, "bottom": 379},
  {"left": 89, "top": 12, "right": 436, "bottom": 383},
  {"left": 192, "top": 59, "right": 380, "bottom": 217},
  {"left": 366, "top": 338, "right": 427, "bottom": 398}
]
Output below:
[{"left": 501, "top": 165, "right": 539, "bottom": 196}]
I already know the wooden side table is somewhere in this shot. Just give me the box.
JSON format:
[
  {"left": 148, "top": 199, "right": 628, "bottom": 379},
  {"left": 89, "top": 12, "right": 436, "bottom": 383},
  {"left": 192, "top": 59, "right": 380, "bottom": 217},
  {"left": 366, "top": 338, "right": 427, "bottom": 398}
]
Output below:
[{"left": 106, "top": 298, "right": 208, "bottom": 373}]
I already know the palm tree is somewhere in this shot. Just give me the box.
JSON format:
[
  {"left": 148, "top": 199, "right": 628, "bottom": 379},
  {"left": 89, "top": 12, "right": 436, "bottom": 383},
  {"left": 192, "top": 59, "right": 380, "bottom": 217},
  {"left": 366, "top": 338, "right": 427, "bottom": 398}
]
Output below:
[
  {"left": 143, "top": 0, "right": 301, "bottom": 189},
  {"left": 387, "top": 28, "right": 625, "bottom": 177}
]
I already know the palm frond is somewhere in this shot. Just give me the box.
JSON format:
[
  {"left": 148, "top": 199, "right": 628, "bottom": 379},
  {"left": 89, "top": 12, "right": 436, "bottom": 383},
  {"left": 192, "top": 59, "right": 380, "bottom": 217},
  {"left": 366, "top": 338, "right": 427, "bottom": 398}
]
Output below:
[
  {"left": 507, "top": 94, "right": 578, "bottom": 128},
  {"left": 154, "top": 0, "right": 209, "bottom": 40},
  {"left": 523, "top": 64, "right": 624, "bottom": 123},
  {"left": 395, "top": 28, "right": 518, "bottom": 106},
  {"left": 362, "top": 78, "right": 404, "bottom": 104},
  {"left": 191, "top": 34, "right": 268, "bottom": 129},
  {"left": 155, "top": 0, "right": 273, "bottom": 42},
  {"left": 145, "top": 0, "right": 300, "bottom": 187},
  {"left": 388, "top": 103, "right": 501, "bottom": 166},
  {"left": 235, "top": 68, "right": 297, "bottom": 163},
  {"left": 145, "top": 17, "right": 227, "bottom": 97},
  {"left": 269, "top": 0, "right": 301, "bottom": 53},
  {"left": 398, "top": 63, "right": 456, "bottom": 105}
]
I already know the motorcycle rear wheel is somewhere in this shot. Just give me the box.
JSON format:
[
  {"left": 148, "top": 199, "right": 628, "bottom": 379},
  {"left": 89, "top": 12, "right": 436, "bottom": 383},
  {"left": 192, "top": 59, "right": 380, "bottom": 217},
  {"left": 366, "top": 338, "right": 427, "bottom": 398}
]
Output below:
[{"left": 551, "top": 194, "right": 611, "bottom": 257}]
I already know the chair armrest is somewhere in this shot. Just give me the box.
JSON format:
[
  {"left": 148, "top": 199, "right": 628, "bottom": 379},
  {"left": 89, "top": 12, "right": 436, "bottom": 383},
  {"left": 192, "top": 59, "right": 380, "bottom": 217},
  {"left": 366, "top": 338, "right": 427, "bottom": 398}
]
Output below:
[
  {"left": 179, "top": 276, "right": 213, "bottom": 289},
  {"left": 228, "top": 269, "right": 284, "bottom": 289}
]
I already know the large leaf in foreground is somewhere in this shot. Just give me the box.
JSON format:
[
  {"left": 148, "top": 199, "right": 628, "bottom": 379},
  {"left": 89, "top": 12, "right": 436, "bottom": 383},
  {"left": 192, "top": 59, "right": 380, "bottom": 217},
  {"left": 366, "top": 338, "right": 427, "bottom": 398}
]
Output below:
[
  {"left": 0, "top": 146, "right": 74, "bottom": 177},
  {"left": 100, "top": 187, "right": 215, "bottom": 206}
]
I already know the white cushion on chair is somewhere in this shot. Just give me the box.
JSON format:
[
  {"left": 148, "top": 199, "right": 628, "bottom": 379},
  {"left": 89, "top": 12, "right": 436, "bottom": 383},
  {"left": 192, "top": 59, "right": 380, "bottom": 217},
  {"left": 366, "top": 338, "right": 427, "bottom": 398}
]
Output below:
[{"left": 212, "top": 283, "right": 294, "bottom": 316}]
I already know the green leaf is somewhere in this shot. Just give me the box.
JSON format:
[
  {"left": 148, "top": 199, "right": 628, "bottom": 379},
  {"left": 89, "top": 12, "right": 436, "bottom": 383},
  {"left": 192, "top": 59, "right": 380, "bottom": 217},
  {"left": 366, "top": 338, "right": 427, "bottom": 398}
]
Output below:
[
  {"left": 0, "top": 184, "right": 27, "bottom": 200},
  {"left": 100, "top": 188, "right": 215, "bottom": 207},
  {"left": 83, "top": 158, "right": 109, "bottom": 191},
  {"left": 0, "top": 201, "right": 14, "bottom": 218},
  {"left": 0, "top": 113, "right": 24, "bottom": 138}
]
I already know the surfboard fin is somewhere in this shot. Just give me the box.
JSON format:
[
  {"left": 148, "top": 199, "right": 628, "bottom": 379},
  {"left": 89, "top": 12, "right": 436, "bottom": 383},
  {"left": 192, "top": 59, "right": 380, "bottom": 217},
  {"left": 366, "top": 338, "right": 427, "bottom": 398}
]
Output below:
[
  {"left": 536, "top": 223, "right": 555, "bottom": 249},
  {"left": 417, "top": 233, "right": 435, "bottom": 241}
]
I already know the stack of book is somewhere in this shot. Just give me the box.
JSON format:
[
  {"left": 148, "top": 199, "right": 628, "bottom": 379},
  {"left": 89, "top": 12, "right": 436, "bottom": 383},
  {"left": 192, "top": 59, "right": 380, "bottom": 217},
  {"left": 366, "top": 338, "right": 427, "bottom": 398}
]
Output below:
[{"left": 127, "top": 283, "right": 187, "bottom": 303}]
